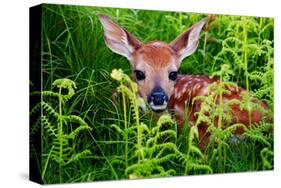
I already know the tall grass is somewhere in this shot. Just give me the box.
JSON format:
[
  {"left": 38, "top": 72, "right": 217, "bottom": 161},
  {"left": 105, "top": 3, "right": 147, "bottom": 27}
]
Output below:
[{"left": 30, "top": 4, "right": 273, "bottom": 184}]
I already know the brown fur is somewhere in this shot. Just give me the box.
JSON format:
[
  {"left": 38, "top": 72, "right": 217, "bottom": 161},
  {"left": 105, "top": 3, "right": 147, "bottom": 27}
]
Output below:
[
  {"left": 169, "top": 75, "right": 270, "bottom": 148},
  {"left": 135, "top": 42, "right": 177, "bottom": 67},
  {"left": 130, "top": 42, "right": 179, "bottom": 101}
]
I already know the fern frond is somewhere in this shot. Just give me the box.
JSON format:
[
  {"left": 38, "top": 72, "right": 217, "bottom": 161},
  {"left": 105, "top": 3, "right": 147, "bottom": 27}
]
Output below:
[
  {"left": 244, "top": 130, "right": 271, "bottom": 147},
  {"left": 188, "top": 163, "right": 213, "bottom": 174},
  {"left": 110, "top": 124, "right": 124, "bottom": 135},
  {"left": 31, "top": 90, "right": 58, "bottom": 98},
  {"left": 63, "top": 115, "right": 89, "bottom": 127},
  {"left": 52, "top": 78, "right": 77, "bottom": 99},
  {"left": 189, "top": 145, "right": 204, "bottom": 158},
  {"left": 30, "top": 102, "right": 42, "bottom": 116},
  {"left": 260, "top": 147, "right": 274, "bottom": 170},
  {"left": 154, "top": 154, "right": 176, "bottom": 164},
  {"left": 30, "top": 117, "right": 42, "bottom": 136},
  {"left": 68, "top": 125, "right": 91, "bottom": 139},
  {"left": 65, "top": 150, "right": 91, "bottom": 166},
  {"left": 41, "top": 116, "right": 57, "bottom": 136},
  {"left": 41, "top": 101, "right": 59, "bottom": 118},
  {"left": 224, "top": 123, "right": 247, "bottom": 134},
  {"left": 31, "top": 91, "right": 69, "bottom": 102}
]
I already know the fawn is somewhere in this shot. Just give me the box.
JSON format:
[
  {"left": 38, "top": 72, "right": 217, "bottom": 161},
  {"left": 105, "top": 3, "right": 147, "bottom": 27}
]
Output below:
[{"left": 97, "top": 14, "right": 269, "bottom": 147}]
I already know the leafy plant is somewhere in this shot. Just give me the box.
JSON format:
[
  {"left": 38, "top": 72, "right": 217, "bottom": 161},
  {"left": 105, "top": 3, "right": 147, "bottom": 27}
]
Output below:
[
  {"left": 30, "top": 78, "right": 92, "bottom": 183},
  {"left": 111, "top": 69, "right": 212, "bottom": 178},
  {"left": 192, "top": 64, "right": 246, "bottom": 172}
]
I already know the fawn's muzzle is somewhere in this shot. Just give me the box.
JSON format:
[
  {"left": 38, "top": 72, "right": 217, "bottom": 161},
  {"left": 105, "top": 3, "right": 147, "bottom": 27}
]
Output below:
[{"left": 148, "top": 87, "right": 168, "bottom": 112}]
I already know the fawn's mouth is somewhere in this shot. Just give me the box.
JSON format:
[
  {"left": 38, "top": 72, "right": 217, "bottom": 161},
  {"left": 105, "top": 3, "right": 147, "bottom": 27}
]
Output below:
[{"left": 149, "top": 102, "right": 168, "bottom": 113}]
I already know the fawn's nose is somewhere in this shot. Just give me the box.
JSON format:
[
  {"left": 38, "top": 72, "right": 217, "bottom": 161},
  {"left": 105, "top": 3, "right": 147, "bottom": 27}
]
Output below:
[
  {"left": 151, "top": 92, "right": 166, "bottom": 105},
  {"left": 148, "top": 87, "right": 168, "bottom": 111}
]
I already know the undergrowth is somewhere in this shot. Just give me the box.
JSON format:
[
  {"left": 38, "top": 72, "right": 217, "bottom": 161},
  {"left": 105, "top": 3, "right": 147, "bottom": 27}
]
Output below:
[
  {"left": 111, "top": 69, "right": 212, "bottom": 178},
  {"left": 30, "top": 79, "right": 92, "bottom": 183}
]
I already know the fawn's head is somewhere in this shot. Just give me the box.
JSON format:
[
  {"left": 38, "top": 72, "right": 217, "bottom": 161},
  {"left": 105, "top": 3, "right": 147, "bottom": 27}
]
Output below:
[{"left": 98, "top": 14, "right": 205, "bottom": 112}]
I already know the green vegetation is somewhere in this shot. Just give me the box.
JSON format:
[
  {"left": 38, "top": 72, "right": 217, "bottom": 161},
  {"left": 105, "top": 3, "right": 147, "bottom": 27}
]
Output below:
[{"left": 30, "top": 4, "right": 274, "bottom": 184}]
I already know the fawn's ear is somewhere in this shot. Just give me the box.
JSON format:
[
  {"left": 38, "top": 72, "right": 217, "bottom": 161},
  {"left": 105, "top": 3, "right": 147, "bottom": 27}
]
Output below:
[
  {"left": 170, "top": 19, "right": 206, "bottom": 62},
  {"left": 97, "top": 14, "right": 142, "bottom": 60}
]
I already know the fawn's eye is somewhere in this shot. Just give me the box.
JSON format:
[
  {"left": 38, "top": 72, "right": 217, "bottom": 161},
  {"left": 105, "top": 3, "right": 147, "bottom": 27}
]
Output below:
[
  {"left": 169, "top": 71, "right": 178, "bottom": 81},
  {"left": 134, "top": 70, "right": 145, "bottom": 81}
]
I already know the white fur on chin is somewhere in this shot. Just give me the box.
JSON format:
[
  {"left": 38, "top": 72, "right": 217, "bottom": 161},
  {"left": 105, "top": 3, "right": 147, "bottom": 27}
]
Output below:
[{"left": 150, "top": 101, "right": 167, "bottom": 111}]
